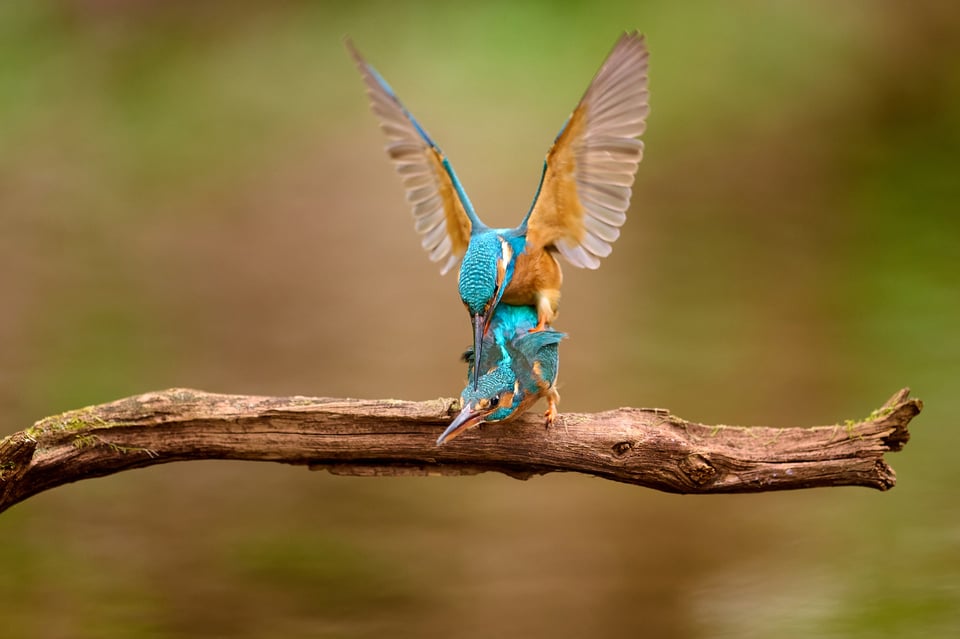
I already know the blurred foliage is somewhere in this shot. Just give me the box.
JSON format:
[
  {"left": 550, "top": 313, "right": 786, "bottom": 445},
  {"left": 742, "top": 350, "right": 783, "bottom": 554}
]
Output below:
[{"left": 1, "top": 0, "right": 959, "bottom": 637}]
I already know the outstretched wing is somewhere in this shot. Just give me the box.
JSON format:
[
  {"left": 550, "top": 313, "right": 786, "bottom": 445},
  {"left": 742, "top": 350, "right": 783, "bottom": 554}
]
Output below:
[
  {"left": 522, "top": 32, "right": 650, "bottom": 269},
  {"left": 347, "top": 39, "right": 482, "bottom": 275}
]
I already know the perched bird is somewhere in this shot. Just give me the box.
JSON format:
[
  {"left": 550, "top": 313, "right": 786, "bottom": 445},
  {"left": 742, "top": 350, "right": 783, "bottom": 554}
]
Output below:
[
  {"left": 347, "top": 33, "right": 649, "bottom": 386},
  {"left": 436, "top": 304, "right": 565, "bottom": 445}
]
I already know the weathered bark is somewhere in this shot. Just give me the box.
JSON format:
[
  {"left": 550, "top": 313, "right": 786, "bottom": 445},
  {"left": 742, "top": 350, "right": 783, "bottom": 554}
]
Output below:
[{"left": 0, "top": 388, "right": 920, "bottom": 514}]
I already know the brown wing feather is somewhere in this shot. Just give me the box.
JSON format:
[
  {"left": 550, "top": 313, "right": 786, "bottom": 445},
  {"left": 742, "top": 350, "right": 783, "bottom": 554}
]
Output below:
[
  {"left": 348, "top": 39, "right": 474, "bottom": 274},
  {"left": 424, "top": 148, "right": 472, "bottom": 257},
  {"left": 525, "top": 32, "right": 650, "bottom": 269},
  {"left": 525, "top": 108, "right": 589, "bottom": 251}
]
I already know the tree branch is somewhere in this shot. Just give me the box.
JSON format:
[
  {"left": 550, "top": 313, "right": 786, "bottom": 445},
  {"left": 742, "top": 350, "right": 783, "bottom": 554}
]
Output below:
[{"left": 0, "top": 388, "right": 920, "bottom": 514}]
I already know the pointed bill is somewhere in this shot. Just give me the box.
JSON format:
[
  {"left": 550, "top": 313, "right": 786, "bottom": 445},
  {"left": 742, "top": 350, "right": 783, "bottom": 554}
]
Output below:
[
  {"left": 472, "top": 314, "right": 486, "bottom": 390},
  {"left": 437, "top": 402, "right": 485, "bottom": 445}
]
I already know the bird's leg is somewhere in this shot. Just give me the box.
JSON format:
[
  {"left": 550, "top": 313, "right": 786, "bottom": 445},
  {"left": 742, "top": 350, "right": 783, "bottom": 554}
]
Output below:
[
  {"left": 544, "top": 388, "right": 560, "bottom": 428},
  {"left": 529, "top": 291, "right": 558, "bottom": 333}
]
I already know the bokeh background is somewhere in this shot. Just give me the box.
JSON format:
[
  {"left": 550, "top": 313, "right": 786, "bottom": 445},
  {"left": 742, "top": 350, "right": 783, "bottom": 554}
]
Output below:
[{"left": 1, "top": 1, "right": 958, "bottom": 637}]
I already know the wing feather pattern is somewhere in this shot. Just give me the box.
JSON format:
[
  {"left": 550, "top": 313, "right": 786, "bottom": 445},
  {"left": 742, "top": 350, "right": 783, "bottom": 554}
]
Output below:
[
  {"left": 523, "top": 32, "right": 650, "bottom": 269},
  {"left": 347, "top": 39, "right": 479, "bottom": 275}
]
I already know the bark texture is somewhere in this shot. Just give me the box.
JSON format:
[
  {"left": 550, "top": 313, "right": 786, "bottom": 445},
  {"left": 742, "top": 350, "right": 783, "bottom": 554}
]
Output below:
[{"left": 0, "top": 388, "right": 920, "bottom": 514}]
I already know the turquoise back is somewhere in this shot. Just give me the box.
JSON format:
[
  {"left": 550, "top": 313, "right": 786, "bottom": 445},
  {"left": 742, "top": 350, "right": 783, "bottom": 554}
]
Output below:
[{"left": 459, "top": 304, "right": 564, "bottom": 423}]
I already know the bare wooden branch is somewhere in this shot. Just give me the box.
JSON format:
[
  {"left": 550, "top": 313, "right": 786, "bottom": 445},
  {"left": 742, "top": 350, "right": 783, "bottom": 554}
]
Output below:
[{"left": 0, "top": 388, "right": 920, "bottom": 514}]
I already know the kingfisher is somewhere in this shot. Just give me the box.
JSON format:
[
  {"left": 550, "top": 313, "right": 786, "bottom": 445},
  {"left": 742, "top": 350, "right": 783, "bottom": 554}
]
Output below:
[
  {"left": 436, "top": 304, "right": 565, "bottom": 445},
  {"left": 348, "top": 33, "right": 649, "bottom": 386}
]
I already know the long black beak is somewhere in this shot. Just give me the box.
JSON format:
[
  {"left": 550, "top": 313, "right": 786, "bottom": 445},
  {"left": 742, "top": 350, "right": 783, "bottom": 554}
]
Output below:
[
  {"left": 437, "top": 402, "right": 484, "bottom": 445},
  {"left": 472, "top": 313, "right": 486, "bottom": 390}
]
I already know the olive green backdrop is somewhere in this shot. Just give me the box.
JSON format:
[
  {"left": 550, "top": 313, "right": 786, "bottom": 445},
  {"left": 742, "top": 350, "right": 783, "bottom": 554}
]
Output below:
[{"left": 1, "top": 1, "right": 958, "bottom": 637}]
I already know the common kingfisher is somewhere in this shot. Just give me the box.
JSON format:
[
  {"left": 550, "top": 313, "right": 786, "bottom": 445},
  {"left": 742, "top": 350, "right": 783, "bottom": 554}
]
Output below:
[
  {"left": 436, "top": 304, "right": 565, "bottom": 445},
  {"left": 348, "top": 33, "right": 649, "bottom": 386}
]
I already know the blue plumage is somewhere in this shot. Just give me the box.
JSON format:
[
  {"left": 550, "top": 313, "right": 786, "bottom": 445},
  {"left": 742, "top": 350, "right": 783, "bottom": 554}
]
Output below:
[
  {"left": 348, "top": 33, "right": 650, "bottom": 443},
  {"left": 348, "top": 32, "right": 650, "bottom": 388},
  {"left": 457, "top": 229, "right": 528, "bottom": 386},
  {"left": 458, "top": 233, "right": 502, "bottom": 316},
  {"left": 438, "top": 304, "right": 565, "bottom": 445}
]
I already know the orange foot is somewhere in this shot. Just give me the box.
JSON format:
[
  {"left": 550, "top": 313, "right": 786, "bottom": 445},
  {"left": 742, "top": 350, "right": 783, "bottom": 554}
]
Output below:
[
  {"left": 544, "top": 401, "right": 558, "bottom": 428},
  {"left": 528, "top": 320, "right": 548, "bottom": 334}
]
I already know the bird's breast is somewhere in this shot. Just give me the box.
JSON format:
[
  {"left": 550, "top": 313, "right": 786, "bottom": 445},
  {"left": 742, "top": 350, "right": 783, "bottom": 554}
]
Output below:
[{"left": 501, "top": 249, "right": 562, "bottom": 305}]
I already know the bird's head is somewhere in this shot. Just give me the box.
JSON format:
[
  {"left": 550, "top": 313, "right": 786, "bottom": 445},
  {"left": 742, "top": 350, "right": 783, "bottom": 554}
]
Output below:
[
  {"left": 459, "top": 232, "right": 517, "bottom": 388},
  {"left": 436, "top": 366, "right": 520, "bottom": 445}
]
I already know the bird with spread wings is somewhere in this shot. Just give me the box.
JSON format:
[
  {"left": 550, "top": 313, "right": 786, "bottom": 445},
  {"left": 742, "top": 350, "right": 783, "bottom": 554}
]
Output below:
[{"left": 348, "top": 33, "right": 649, "bottom": 387}]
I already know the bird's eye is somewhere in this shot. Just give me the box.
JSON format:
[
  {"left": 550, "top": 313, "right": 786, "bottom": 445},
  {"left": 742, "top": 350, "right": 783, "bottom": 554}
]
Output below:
[{"left": 490, "top": 395, "right": 500, "bottom": 407}]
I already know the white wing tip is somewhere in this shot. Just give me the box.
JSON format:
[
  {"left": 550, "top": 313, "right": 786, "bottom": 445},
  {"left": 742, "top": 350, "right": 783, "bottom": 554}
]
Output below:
[
  {"left": 439, "top": 254, "right": 459, "bottom": 275},
  {"left": 557, "top": 241, "right": 602, "bottom": 269}
]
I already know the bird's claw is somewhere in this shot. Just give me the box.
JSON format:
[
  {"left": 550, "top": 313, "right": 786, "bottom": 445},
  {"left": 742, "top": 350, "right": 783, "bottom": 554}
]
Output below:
[{"left": 544, "top": 403, "right": 558, "bottom": 428}]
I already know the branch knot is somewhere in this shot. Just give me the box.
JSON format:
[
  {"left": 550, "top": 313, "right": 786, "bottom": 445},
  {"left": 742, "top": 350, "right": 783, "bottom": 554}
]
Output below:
[{"left": 679, "top": 453, "right": 717, "bottom": 487}]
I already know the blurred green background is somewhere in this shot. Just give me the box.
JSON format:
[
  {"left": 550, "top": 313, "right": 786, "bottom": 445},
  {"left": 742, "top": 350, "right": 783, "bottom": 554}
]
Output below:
[{"left": 1, "top": 0, "right": 958, "bottom": 637}]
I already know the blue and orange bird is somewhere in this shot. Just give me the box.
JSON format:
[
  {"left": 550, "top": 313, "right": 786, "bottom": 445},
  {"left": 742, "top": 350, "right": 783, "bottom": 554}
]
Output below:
[
  {"left": 437, "top": 304, "right": 565, "bottom": 445},
  {"left": 348, "top": 33, "right": 649, "bottom": 384}
]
